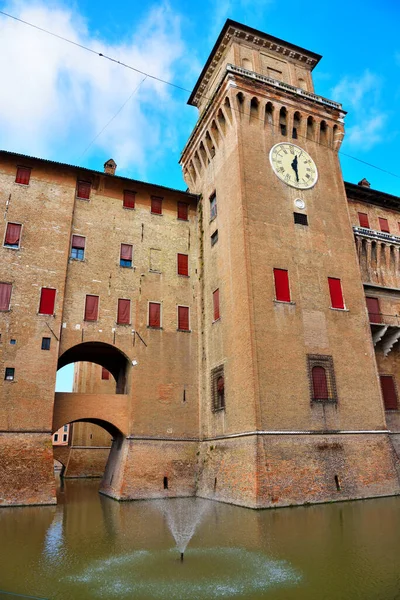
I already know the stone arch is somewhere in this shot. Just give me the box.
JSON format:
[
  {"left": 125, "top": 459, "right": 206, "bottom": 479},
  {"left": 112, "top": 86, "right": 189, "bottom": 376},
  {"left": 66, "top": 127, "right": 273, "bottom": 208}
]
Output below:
[
  {"left": 250, "top": 97, "right": 259, "bottom": 122},
  {"left": 58, "top": 341, "right": 131, "bottom": 394},
  {"left": 265, "top": 101, "right": 274, "bottom": 126}
]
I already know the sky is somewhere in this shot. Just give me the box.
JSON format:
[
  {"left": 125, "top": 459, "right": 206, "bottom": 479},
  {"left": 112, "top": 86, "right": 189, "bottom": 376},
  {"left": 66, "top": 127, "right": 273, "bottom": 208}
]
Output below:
[{"left": 1, "top": 0, "right": 399, "bottom": 391}]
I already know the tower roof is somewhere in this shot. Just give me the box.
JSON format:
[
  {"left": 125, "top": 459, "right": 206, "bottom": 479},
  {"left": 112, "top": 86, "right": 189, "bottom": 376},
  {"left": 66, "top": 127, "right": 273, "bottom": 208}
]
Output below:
[{"left": 188, "top": 19, "right": 322, "bottom": 107}]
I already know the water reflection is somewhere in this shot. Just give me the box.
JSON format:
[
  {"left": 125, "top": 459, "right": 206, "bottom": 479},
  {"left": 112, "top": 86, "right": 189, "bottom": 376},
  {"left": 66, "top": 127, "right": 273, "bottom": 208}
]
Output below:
[{"left": 0, "top": 479, "right": 400, "bottom": 599}]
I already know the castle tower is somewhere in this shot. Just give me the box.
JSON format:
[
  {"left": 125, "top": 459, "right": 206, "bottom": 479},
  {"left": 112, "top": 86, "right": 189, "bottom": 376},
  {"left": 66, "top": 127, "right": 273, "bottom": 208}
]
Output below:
[{"left": 181, "top": 20, "right": 400, "bottom": 507}]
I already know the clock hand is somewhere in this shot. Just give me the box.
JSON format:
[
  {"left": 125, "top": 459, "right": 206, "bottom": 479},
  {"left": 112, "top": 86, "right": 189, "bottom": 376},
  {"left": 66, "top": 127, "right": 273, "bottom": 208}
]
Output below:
[{"left": 291, "top": 155, "right": 299, "bottom": 182}]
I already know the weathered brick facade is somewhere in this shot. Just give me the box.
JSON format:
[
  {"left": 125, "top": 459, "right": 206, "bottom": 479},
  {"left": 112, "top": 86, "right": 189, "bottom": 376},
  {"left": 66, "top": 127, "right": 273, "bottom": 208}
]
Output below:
[{"left": 1, "top": 19, "right": 400, "bottom": 508}]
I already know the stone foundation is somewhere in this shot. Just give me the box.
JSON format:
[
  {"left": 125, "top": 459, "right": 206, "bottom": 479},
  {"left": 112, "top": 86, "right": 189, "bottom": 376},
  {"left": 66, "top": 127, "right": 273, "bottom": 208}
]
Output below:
[
  {"left": 100, "top": 438, "right": 199, "bottom": 501},
  {"left": 0, "top": 433, "right": 56, "bottom": 506}
]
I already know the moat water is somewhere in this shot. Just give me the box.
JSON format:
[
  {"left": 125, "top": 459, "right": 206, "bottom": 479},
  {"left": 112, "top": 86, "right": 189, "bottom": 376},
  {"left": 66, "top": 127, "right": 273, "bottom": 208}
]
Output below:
[{"left": 1, "top": 479, "right": 400, "bottom": 600}]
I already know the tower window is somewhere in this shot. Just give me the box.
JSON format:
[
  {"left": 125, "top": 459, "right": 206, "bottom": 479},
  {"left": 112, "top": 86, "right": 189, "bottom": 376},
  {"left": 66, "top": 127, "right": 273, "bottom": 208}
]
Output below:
[
  {"left": 15, "top": 166, "right": 31, "bottom": 185},
  {"left": 101, "top": 367, "right": 110, "bottom": 380},
  {"left": 177, "top": 253, "right": 189, "bottom": 276},
  {"left": 358, "top": 213, "right": 370, "bottom": 228},
  {"left": 294, "top": 213, "right": 308, "bottom": 226},
  {"left": 84, "top": 295, "right": 99, "bottom": 321},
  {"left": 76, "top": 181, "right": 91, "bottom": 200},
  {"left": 39, "top": 288, "right": 56, "bottom": 315},
  {"left": 120, "top": 244, "right": 133, "bottom": 268},
  {"left": 148, "top": 302, "right": 161, "bottom": 328},
  {"left": 211, "top": 365, "right": 225, "bottom": 411},
  {"left": 211, "top": 230, "right": 218, "bottom": 246},
  {"left": 151, "top": 196, "right": 163, "bottom": 215},
  {"left": 213, "top": 289, "right": 220, "bottom": 321},
  {"left": 307, "top": 355, "right": 337, "bottom": 403},
  {"left": 123, "top": 190, "right": 136, "bottom": 209},
  {"left": 379, "top": 217, "right": 390, "bottom": 233},
  {"left": 5, "top": 367, "right": 15, "bottom": 381},
  {"left": 273, "top": 269, "right": 291, "bottom": 302},
  {"left": 328, "top": 278, "right": 345, "bottom": 309},
  {"left": 177, "top": 202, "right": 189, "bottom": 221},
  {"left": 279, "top": 107, "right": 287, "bottom": 136},
  {"left": 41, "top": 337, "right": 51, "bottom": 350},
  {"left": 292, "top": 127, "right": 298, "bottom": 139},
  {"left": 380, "top": 375, "right": 398, "bottom": 410},
  {"left": 0, "top": 282, "right": 12, "bottom": 311},
  {"left": 70, "top": 235, "right": 85, "bottom": 260},
  {"left": 4, "top": 223, "right": 22, "bottom": 249}
]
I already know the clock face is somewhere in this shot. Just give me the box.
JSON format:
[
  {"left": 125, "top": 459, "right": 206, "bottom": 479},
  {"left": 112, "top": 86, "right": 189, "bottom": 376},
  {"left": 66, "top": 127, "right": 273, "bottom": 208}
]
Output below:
[{"left": 269, "top": 143, "right": 318, "bottom": 190}]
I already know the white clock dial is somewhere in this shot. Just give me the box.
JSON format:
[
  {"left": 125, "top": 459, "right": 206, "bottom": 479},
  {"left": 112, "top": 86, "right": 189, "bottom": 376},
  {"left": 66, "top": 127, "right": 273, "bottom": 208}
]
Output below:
[{"left": 269, "top": 143, "right": 318, "bottom": 190}]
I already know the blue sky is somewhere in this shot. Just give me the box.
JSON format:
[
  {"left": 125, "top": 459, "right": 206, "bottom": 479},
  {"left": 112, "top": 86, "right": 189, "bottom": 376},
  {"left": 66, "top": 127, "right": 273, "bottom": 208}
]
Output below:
[{"left": 1, "top": 0, "right": 399, "bottom": 391}]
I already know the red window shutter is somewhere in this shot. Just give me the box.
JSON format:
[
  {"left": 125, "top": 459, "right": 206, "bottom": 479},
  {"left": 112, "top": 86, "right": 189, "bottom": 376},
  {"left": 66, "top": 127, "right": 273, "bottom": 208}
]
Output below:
[
  {"left": 72, "top": 235, "right": 85, "bottom": 249},
  {"left": 213, "top": 289, "right": 220, "bottom": 321},
  {"left": 328, "top": 278, "right": 344, "bottom": 309},
  {"left": 151, "top": 197, "right": 162, "bottom": 214},
  {"left": 312, "top": 366, "right": 329, "bottom": 400},
  {"left": 358, "top": 212, "right": 370, "bottom": 228},
  {"left": 5, "top": 223, "right": 21, "bottom": 246},
  {"left": 380, "top": 375, "right": 398, "bottom": 410},
  {"left": 0, "top": 283, "right": 12, "bottom": 310},
  {"left": 15, "top": 167, "right": 31, "bottom": 185},
  {"left": 366, "top": 297, "right": 381, "bottom": 323},
  {"left": 84, "top": 295, "right": 99, "bottom": 321},
  {"left": 177, "top": 253, "right": 189, "bottom": 276},
  {"left": 123, "top": 190, "right": 135, "bottom": 209},
  {"left": 101, "top": 367, "right": 110, "bottom": 380},
  {"left": 177, "top": 202, "right": 188, "bottom": 220},
  {"left": 178, "top": 306, "right": 189, "bottom": 330},
  {"left": 77, "top": 181, "right": 91, "bottom": 200},
  {"left": 379, "top": 217, "right": 390, "bottom": 233},
  {"left": 117, "top": 299, "right": 131, "bottom": 325},
  {"left": 273, "top": 269, "right": 290, "bottom": 302},
  {"left": 149, "top": 302, "right": 161, "bottom": 327},
  {"left": 120, "top": 244, "right": 132, "bottom": 261},
  {"left": 39, "top": 288, "right": 56, "bottom": 315}
]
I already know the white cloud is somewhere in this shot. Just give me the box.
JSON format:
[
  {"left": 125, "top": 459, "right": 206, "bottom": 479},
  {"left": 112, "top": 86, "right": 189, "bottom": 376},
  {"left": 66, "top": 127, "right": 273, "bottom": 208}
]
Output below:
[
  {"left": 0, "top": 1, "right": 188, "bottom": 175},
  {"left": 331, "top": 71, "right": 387, "bottom": 151}
]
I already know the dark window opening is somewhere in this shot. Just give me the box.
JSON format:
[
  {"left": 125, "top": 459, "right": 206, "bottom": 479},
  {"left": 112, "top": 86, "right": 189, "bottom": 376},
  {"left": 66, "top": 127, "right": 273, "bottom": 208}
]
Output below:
[
  {"left": 294, "top": 212, "right": 308, "bottom": 226},
  {"left": 279, "top": 107, "right": 287, "bottom": 136},
  {"left": 183, "top": 389, "right": 186, "bottom": 403},
  {"left": 214, "top": 477, "right": 217, "bottom": 491},
  {"left": 54, "top": 434, "right": 59, "bottom": 442},
  {"left": 211, "top": 365, "right": 225, "bottom": 412},
  {"left": 280, "top": 124, "right": 287, "bottom": 135},
  {"left": 211, "top": 230, "right": 218, "bottom": 246},
  {"left": 10, "top": 339, "right": 16, "bottom": 345},
  {"left": 41, "top": 337, "right": 51, "bottom": 350},
  {"left": 62, "top": 434, "right": 68, "bottom": 442},
  {"left": 5, "top": 367, "right": 15, "bottom": 381},
  {"left": 163, "top": 476, "right": 168, "bottom": 490},
  {"left": 334, "top": 475, "right": 341, "bottom": 491},
  {"left": 292, "top": 127, "right": 298, "bottom": 139},
  {"left": 210, "top": 192, "right": 217, "bottom": 220}
]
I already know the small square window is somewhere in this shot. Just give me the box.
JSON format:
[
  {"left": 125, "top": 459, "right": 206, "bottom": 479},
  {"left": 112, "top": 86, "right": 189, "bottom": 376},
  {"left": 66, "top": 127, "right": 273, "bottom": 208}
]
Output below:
[
  {"left": 211, "top": 230, "right": 218, "bottom": 246},
  {"left": 15, "top": 167, "right": 31, "bottom": 185},
  {"left": 76, "top": 181, "right": 91, "bottom": 200},
  {"left": 151, "top": 196, "right": 163, "bottom": 215},
  {"left": 41, "top": 337, "right": 51, "bottom": 350},
  {"left": 294, "top": 212, "right": 308, "bottom": 226},
  {"left": 5, "top": 367, "right": 15, "bottom": 381},
  {"left": 10, "top": 339, "right": 16, "bottom": 345},
  {"left": 63, "top": 425, "right": 68, "bottom": 432}
]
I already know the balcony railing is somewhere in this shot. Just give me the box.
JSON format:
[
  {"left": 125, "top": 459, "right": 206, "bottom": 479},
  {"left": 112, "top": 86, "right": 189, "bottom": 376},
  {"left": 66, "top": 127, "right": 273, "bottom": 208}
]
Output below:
[
  {"left": 354, "top": 227, "right": 400, "bottom": 245},
  {"left": 369, "top": 313, "right": 400, "bottom": 326}
]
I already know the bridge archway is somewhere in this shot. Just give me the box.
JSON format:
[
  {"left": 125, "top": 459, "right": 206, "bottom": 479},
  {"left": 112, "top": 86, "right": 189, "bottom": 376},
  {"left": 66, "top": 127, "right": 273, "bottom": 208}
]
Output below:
[{"left": 57, "top": 341, "right": 131, "bottom": 394}]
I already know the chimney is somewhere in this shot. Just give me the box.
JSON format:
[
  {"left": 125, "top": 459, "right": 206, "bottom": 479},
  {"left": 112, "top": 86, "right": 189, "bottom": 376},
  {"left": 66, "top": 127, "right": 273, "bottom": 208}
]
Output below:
[
  {"left": 358, "top": 178, "right": 371, "bottom": 188},
  {"left": 104, "top": 158, "right": 117, "bottom": 175}
]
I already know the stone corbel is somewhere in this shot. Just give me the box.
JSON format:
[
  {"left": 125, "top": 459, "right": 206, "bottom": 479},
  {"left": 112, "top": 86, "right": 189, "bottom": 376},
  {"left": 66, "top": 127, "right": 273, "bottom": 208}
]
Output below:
[
  {"left": 372, "top": 325, "right": 388, "bottom": 346},
  {"left": 382, "top": 328, "right": 400, "bottom": 356}
]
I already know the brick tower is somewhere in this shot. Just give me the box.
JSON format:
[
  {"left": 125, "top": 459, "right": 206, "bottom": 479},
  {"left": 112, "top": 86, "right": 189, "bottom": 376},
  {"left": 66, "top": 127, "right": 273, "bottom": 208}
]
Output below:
[{"left": 181, "top": 20, "right": 400, "bottom": 507}]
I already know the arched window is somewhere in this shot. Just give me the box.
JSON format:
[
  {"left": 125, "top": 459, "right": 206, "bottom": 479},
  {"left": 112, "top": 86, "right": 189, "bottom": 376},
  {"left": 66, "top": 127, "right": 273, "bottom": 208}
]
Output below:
[
  {"left": 250, "top": 97, "right": 259, "bottom": 122},
  {"left": 236, "top": 92, "right": 245, "bottom": 114},
  {"left": 293, "top": 112, "right": 301, "bottom": 139},
  {"left": 312, "top": 366, "right": 329, "bottom": 400},
  {"left": 307, "top": 116, "right": 314, "bottom": 140},
  {"left": 279, "top": 107, "right": 287, "bottom": 136},
  {"left": 320, "top": 120, "right": 327, "bottom": 145},
  {"left": 224, "top": 97, "right": 232, "bottom": 122},
  {"left": 265, "top": 102, "right": 274, "bottom": 125}
]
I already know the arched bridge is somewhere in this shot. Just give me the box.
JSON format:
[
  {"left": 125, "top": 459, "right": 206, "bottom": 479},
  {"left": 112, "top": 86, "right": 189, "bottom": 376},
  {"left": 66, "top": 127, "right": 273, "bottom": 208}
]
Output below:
[{"left": 53, "top": 392, "right": 129, "bottom": 437}]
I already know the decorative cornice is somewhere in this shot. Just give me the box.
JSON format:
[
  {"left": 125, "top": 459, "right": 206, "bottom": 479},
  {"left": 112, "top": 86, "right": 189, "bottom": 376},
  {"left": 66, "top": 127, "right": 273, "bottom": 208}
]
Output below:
[
  {"left": 189, "top": 19, "right": 322, "bottom": 107},
  {"left": 346, "top": 181, "right": 400, "bottom": 210},
  {"left": 353, "top": 226, "right": 400, "bottom": 245}
]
